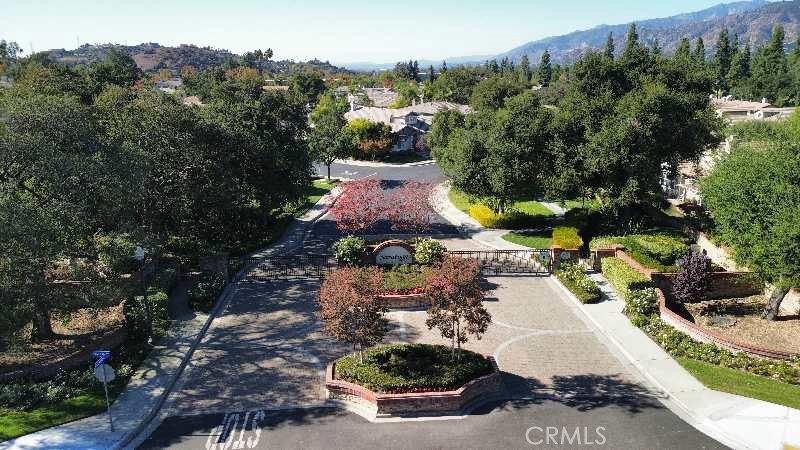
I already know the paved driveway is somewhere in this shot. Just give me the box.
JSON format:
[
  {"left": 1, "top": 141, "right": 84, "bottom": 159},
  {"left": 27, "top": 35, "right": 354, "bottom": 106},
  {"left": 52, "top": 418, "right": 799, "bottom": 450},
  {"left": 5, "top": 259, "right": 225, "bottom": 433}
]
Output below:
[{"left": 145, "top": 267, "right": 724, "bottom": 449}]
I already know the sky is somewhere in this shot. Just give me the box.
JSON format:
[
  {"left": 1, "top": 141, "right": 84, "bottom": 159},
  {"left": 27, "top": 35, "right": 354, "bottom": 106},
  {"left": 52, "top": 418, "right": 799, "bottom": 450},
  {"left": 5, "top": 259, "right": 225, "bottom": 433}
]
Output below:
[{"left": 4, "top": 0, "right": 736, "bottom": 63}]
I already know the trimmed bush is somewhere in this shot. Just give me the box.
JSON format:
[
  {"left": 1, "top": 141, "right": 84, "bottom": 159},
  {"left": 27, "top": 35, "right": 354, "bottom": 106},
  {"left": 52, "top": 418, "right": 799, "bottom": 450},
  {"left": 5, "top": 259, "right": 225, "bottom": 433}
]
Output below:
[
  {"left": 601, "top": 257, "right": 654, "bottom": 300},
  {"left": 123, "top": 290, "right": 170, "bottom": 338},
  {"left": 333, "top": 235, "right": 367, "bottom": 266},
  {"left": 381, "top": 265, "right": 432, "bottom": 294},
  {"left": 335, "top": 344, "right": 493, "bottom": 393},
  {"left": 626, "top": 287, "right": 658, "bottom": 317},
  {"left": 468, "top": 204, "right": 550, "bottom": 230},
  {"left": 188, "top": 272, "right": 226, "bottom": 313},
  {"left": 590, "top": 230, "right": 690, "bottom": 272},
  {"left": 555, "top": 262, "right": 601, "bottom": 304},
  {"left": 552, "top": 227, "right": 583, "bottom": 249},
  {"left": 414, "top": 238, "right": 446, "bottom": 265}
]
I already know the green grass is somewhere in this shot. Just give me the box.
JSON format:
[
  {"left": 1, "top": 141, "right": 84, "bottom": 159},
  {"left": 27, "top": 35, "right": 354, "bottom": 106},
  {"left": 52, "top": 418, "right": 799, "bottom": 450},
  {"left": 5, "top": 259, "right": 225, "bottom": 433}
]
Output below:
[
  {"left": 0, "top": 394, "right": 109, "bottom": 442},
  {"left": 677, "top": 357, "right": 800, "bottom": 410},
  {"left": 448, "top": 188, "right": 473, "bottom": 213},
  {"left": 378, "top": 153, "right": 428, "bottom": 164},
  {"left": 502, "top": 231, "right": 552, "bottom": 249},
  {"left": 448, "top": 188, "right": 554, "bottom": 217},
  {"left": 306, "top": 178, "right": 337, "bottom": 206}
]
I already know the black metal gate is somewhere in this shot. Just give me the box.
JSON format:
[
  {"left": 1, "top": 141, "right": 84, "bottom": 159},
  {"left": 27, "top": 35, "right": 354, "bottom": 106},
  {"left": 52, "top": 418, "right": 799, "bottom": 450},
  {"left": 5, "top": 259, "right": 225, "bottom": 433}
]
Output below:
[
  {"left": 448, "top": 249, "right": 551, "bottom": 275},
  {"left": 231, "top": 254, "right": 338, "bottom": 281}
]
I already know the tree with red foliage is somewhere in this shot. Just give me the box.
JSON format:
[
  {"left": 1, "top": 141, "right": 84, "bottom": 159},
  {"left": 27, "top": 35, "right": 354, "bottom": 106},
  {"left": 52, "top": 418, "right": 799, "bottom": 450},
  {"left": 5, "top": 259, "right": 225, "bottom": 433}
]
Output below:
[
  {"left": 318, "top": 266, "right": 388, "bottom": 361},
  {"left": 329, "top": 179, "right": 384, "bottom": 235},
  {"left": 387, "top": 181, "right": 436, "bottom": 235},
  {"left": 424, "top": 256, "right": 491, "bottom": 359}
]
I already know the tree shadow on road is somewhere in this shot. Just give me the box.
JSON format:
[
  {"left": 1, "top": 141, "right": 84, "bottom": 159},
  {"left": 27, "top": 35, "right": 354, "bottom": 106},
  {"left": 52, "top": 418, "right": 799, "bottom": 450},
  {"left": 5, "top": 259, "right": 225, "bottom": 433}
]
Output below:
[{"left": 494, "top": 372, "right": 665, "bottom": 415}]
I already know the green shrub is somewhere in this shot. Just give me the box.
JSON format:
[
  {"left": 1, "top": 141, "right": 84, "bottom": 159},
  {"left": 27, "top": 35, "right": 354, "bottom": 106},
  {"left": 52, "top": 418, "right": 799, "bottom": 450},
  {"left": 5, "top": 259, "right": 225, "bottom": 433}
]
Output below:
[
  {"left": 552, "top": 227, "right": 583, "bottom": 249},
  {"left": 414, "top": 238, "right": 446, "bottom": 265},
  {"left": 335, "top": 344, "right": 493, "bottom": 392},
  {"left": 468, "top": 204, "right": 550, "bottom": 229},
  {"left": 188, "top": 272, "right": 226, "bottom": 313},
  {"left": 123, "top": 290, "right": 170, "bottom": 338},
  {"left": 601, "top": 257, "right": 654, "bottom": 300},
  {"left": 671, "top": 251, "right": 712, "bottom": 304},
  {"left": 380, "top": 265, "right": 431, "bottom": 293},
  {"left": 590, "top": 230, "right": 690, "bottom": 272},
  {"left": 555, "top": 262, "right": 601, "bottom": 304},
  {"left": 636, "top": 315, "right": 800, "bottom": 385},
  {"left": 333, "top": 236, "right": 367, "bottom": 266},
  {"left": 625, "top": 287, "right": 658, "bottom": 316}
]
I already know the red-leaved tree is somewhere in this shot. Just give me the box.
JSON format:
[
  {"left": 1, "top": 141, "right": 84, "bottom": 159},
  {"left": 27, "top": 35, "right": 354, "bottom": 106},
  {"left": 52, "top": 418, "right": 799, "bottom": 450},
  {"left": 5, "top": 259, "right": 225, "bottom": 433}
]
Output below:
[
  {"left": 424, "top": 256, "right": 491, "bottom": 359},
  {"left": 318, "top": 266, "right": 388, "bottom": 361},
  {"left": 387, "top": 181, "right": 436, "bottom": 235},
  {"left": 329, "top": 179, "right": 384, "bottom": 235}
]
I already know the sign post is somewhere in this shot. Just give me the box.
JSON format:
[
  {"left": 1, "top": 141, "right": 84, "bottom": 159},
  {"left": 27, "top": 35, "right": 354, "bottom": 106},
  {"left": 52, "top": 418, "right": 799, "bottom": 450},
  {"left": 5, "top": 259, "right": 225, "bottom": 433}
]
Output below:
[{"left": 92, "top": 350, "right": 115, "bottom": 432}]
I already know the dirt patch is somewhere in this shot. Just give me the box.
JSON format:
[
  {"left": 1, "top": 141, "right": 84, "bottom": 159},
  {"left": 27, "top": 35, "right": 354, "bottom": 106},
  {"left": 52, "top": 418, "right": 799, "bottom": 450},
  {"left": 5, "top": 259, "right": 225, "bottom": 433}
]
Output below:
[
  {"left": 0, "top": 305, "right": 126, "bottom": 376},
  {"left": 685, "top": 296, "right": 800, "bottom": 354}
]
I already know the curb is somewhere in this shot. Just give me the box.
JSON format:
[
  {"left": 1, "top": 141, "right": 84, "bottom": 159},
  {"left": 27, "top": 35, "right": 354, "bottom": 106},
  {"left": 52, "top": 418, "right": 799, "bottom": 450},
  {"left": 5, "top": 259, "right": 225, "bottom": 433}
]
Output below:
[{"left": 333, "top": 158, "right": 435, "bottom": 168}]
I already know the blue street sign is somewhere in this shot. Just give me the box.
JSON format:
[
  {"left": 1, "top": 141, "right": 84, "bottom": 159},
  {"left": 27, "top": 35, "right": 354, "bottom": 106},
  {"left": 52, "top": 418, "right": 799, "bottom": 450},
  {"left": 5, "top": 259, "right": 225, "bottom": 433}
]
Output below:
[{"left": 92, "top": 350, "right": 111, "bottom": 370}]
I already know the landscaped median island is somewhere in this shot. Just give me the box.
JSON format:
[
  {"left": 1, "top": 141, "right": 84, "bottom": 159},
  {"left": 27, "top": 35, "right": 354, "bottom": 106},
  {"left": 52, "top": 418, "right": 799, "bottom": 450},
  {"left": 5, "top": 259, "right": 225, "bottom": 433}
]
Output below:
[
  {"left": 448, "top": 187, "right": 555, "bottom": 229},
  {"left": 326, "top": 344, "right": 501, "bottom": 416},
  {"left": 320, "top": 235, "right": 498, "bottom": 416}
]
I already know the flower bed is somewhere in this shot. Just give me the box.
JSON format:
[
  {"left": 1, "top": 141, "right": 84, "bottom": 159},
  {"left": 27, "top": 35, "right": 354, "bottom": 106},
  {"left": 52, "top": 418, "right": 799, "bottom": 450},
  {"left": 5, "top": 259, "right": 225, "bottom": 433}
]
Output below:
[
  {"left": 555, "top": 262, "right": 601, "bottom": 304},
  {"left": 326, "top": 344, "right": 501, "bottom": 415}
]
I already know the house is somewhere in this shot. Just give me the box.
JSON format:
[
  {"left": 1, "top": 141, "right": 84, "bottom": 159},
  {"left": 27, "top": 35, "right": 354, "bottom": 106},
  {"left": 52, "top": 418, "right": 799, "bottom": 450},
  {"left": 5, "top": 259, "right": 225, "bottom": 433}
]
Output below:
[
  {"left": 661, "top": 137, "right": 733, "bottom": 204},
  {"left": 154, "top": 77, "right": 183, "bottom": 94},
  {"left": 344, "top": 101, "right": 472, "bottom": 152},
  {"left": 712, "top": 96, "right": 796, "bottom": 123},
  {"left": 362, "top": 88, "right": 399, "bottom": 108}
]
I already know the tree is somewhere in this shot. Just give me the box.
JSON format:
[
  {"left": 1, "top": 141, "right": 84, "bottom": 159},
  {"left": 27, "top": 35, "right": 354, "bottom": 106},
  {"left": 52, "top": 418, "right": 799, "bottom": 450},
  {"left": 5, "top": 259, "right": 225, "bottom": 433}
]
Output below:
[
  {"left": 424, "top": 68, "right": 479, "bottom": 104},
  {"left": 328, "top": 179, "right": 384, "bottom": 235},
  {"left": 428, "top": 108, "right": 466, "bottom": 157},
  {"left": 727, "top": 39, "right": 751, "bottom": 96},
  {"left": 441, "top": 60, "right": 448, "bottom": 73},
  {"left": 675, "top": 38, "right": 692, "bottom": 61},
  {"left": 537, "top": 50, "right": 552, "bottom": 87},
  {"left": 309, "top": 95, "right": 350, "bottom": 179},
  {"left": 387, "top": 181, "right": 436, "bottom": 234},
  {"left": 469, "top": 76, "right": 524, "bottom": 111},
  {"left": 424, "top": 256, "right": 491, "bottom": 358},
  {"left": 693, "top": 37, "right": 706, "bottom": 64},
  {"left": 319, "top": 266, "right": 388, "bottom": 361},
  {"left": 88, "top": 47, "right": 141, "bottom": 88},
  {"left": 289, "top": 71, "right": 325, "bottom": 105},
  {"left": 427, "top": 64, "right": 436, "bottom": 82},
  {"left": 603, "top": 33, "right": 615, "bottom": 60},
  {"left": 346, "top": 118, "right": 394, "bottom": 160},
  {"left": 518, "top": 54, "right": 532, "bottom": 83},
  {"left": 750, "top": 24, "right": 791, "bottom": 105},
  {"left": 701, "top": 130, "right": 800, "bottom": 320},
  {"left": 714, "top": 28, "right": 732, "bottom": 91}
]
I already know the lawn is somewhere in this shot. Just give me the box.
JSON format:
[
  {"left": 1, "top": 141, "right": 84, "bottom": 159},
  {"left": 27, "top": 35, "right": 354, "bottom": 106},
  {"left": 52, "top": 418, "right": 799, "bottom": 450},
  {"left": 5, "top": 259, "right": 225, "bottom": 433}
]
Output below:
[
  {"left": 502, "top": 231, "right": 552, "bottom": 248},
  {"left": 0, "top": 394, "right": 108, "bottom": 442},
  {"left": 306, "top": 178, "right": 337, "bottom": 207},
  {"left": 677, "top": 357, "right": 800, "bottom": 410},
  {"left": 448, "top": 188, "right": 554, "bottom": 216},
  {"left": 378, "top": 152, "right": 428, "bottom": 164}
]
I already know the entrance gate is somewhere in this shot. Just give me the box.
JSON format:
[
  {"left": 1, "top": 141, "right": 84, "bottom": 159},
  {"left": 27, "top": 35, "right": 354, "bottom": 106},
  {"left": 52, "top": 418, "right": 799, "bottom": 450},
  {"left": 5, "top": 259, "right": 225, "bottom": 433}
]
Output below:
[
  {"left": 448, "top": 249, "right": 551, "bottom": 275},
  {"left": 232, "top": 254, "right": 337, "bottom": 282}
]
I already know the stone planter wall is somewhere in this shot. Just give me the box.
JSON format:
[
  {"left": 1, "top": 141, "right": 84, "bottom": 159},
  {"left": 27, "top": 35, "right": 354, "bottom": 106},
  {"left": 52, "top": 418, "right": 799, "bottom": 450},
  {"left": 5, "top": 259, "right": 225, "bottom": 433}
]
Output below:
[
  {"left": 325, "top": 356, "right": 502, "bottom": 416},
  {"left": 378, "top": 292, "right": 430, "bottom": 309},
  {"left": 655, "top": 288, "right": 798, "bottom": 361}
]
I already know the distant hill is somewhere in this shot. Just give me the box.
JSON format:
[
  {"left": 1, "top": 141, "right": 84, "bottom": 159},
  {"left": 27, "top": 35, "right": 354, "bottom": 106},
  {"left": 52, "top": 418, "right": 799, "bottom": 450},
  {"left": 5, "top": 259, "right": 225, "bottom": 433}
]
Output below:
[
  {"left": 498, "top": 0, "right": 800, "bottom": 63},
  {"left": 45, "top": 42, "right": 350, "bottom": 75},
  {"left": 341, "top": 55, "right": 493, "bottom": 72}
]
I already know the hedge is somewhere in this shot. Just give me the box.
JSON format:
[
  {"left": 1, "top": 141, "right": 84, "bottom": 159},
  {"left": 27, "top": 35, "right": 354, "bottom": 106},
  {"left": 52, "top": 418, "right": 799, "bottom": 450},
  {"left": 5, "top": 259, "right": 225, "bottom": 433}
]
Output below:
[
  {"left": 552, "top": 227, "right": 583, "bottom": 249},
  {"left": 591, "top": 230, "right": 690, "bottom": 272},
  {"left": 468, "top": 204, "right": 550, "bottom": 230},
  {"left": 601, "top": 257, "right": 654, "bottom": 300},
  {"left": 335, "top": 344, "right": 493, "bottom": 393},
  {"left": 555, "top": 262, "right": 601, "bottom": 304}
]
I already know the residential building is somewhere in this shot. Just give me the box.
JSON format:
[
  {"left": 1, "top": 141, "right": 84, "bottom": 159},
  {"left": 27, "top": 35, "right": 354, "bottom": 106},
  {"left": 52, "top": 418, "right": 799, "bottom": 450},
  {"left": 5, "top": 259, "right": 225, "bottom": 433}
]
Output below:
[{"left": 344, "top": 101, "right": 472, "bottom": 152}]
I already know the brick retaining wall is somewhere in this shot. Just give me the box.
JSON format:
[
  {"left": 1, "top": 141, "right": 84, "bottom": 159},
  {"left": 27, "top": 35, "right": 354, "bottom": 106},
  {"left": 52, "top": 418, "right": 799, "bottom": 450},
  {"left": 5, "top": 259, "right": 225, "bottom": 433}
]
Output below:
[
  {"left": 325, "top": 356, "right": 502, "bottom": 416},
  {"left": 656, "top": 289, "right": 798, "bottom": 361}
]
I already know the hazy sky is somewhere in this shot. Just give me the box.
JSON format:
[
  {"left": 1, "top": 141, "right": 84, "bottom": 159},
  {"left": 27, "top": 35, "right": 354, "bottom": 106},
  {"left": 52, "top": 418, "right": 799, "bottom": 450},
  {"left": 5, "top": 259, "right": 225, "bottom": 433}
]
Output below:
[{"left": 5, "top": 0, "right": 733, "bottom": 63}]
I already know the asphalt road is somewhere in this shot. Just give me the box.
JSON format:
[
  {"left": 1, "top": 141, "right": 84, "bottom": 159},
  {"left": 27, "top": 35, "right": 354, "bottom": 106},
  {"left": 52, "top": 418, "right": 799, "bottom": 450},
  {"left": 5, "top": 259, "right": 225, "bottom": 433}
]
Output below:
[
  {"left": 140, "top": 399, "right": 726, "bottom": 450},
  {"left": 314, "top": 161, "right": 446, "bottom": 182}
]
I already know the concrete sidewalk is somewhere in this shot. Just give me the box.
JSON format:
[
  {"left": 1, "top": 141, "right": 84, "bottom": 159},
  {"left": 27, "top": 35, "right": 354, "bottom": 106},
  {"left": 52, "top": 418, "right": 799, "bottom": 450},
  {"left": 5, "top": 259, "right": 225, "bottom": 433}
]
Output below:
[
  {"left": 433, "top": 181, "right": 800, "bottom": 450},
  {"left": 0, "top": 186, "right": 344, "bottom": 450}
]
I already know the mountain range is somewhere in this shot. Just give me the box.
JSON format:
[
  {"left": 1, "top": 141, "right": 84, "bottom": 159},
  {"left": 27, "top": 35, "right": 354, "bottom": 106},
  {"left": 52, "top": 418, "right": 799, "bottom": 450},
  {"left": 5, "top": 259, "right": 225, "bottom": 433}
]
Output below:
[
  {"left": 345, "top": 0, "right": 800, "bottom": 70},
  {"left": 40, "top": 1, "right": 800, "bottom": 73}
]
